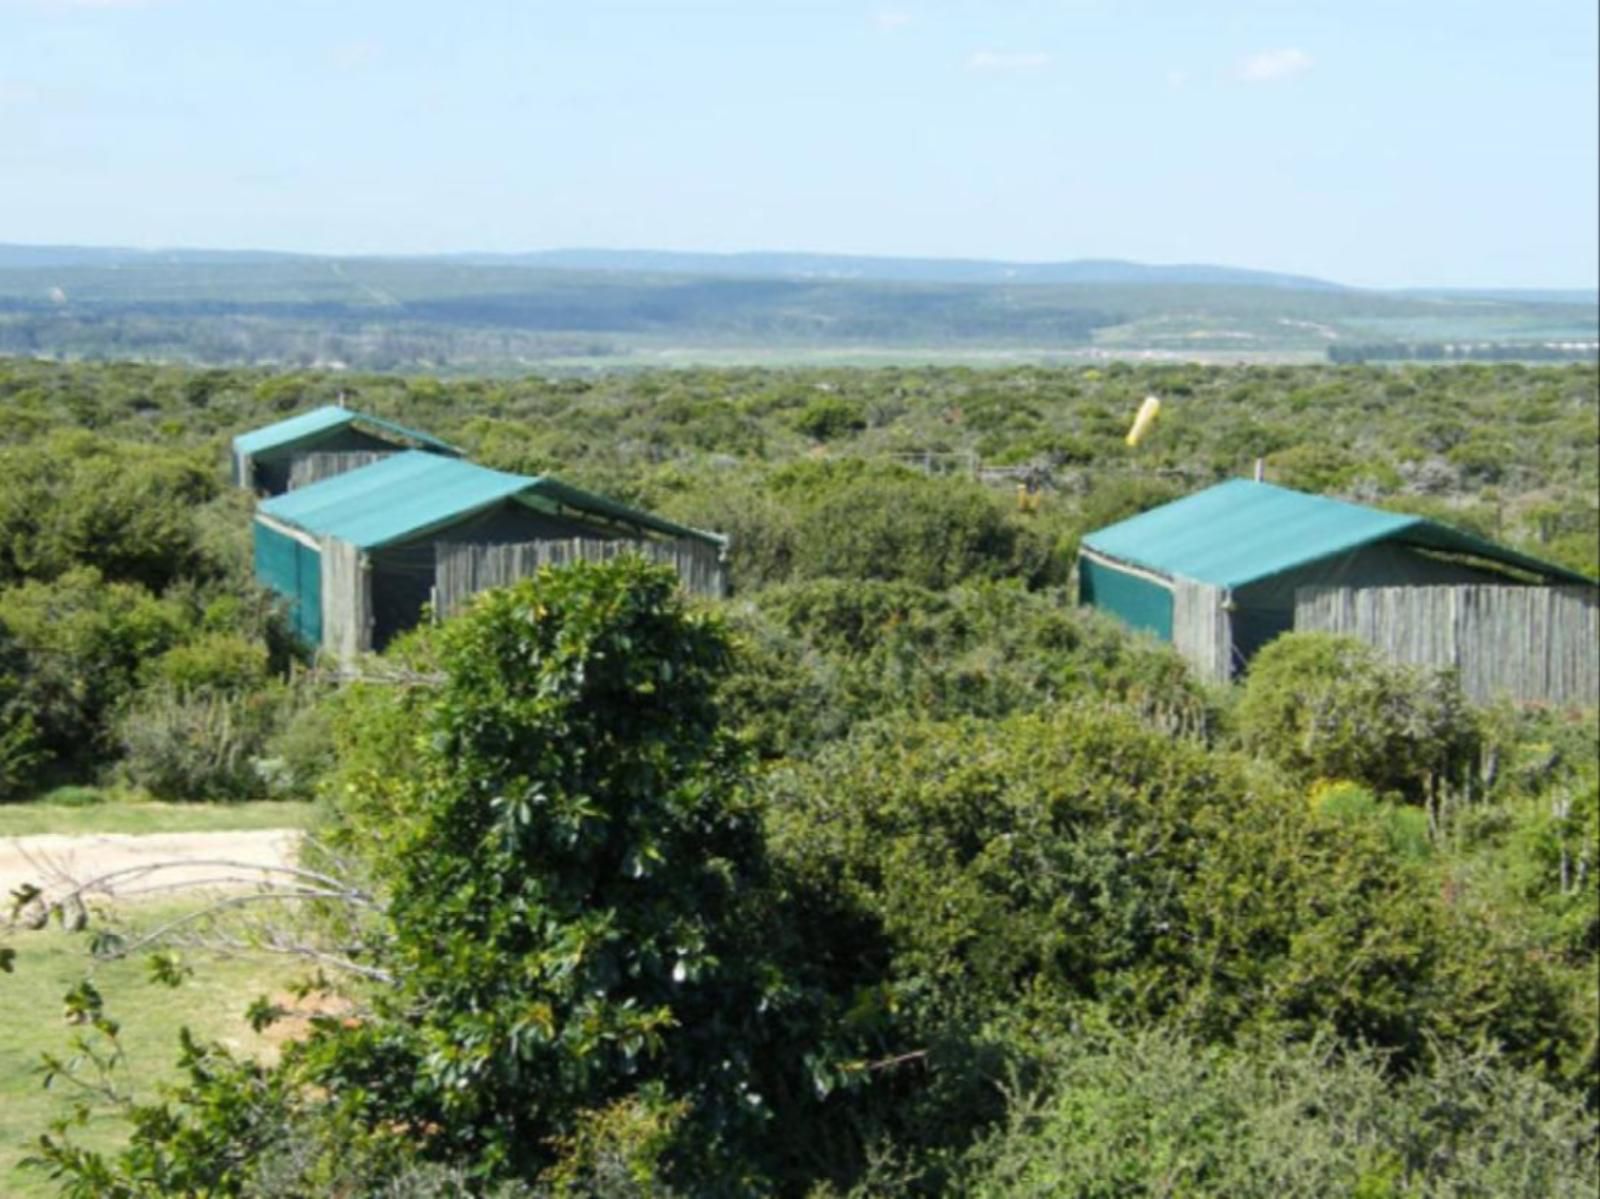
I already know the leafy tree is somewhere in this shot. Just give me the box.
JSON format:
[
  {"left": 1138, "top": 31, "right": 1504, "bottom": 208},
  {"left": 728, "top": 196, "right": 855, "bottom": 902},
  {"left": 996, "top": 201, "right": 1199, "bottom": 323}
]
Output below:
[{"left": 38, "top": 559, "right": 838, "bottom": 1194}]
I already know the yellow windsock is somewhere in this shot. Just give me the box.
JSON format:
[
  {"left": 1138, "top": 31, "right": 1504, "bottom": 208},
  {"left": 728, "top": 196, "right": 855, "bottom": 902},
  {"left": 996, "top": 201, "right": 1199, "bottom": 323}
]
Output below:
[{"left": 1125, "top": 395, "right": 1161, "bottom": 447}]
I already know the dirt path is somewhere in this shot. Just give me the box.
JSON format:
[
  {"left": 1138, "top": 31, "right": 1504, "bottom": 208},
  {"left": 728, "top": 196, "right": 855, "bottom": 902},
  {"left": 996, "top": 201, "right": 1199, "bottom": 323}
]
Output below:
[{"left": 0, "top": 829, "right": 303, "bottom": 910}]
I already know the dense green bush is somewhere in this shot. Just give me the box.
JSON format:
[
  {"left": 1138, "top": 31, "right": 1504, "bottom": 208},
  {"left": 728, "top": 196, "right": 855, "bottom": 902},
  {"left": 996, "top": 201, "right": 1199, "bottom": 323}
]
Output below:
[
  {"left": 0, "top": 568, "right": 191, "bottom": 783},
  {"left": 767, "top": 706, "right": 1581, "bottom": 1079},
  {"left": 114, "top": 684, "right": 292, "bottom": 802},
  {"left": 8, "top": 358, "right": 1596, "bottom": 1194},
  {"left": 784, "top": 465, "right": 1065, "bottom": 590},
  {"left": 0, "top": 433, "right": 219, "bottom": 591},
  {"left": 792, "top": 395, "right": 868, "bottom": 441},
  {"left": 955, "top": 1031, "right": 1598, "bottom": 1199},
  {"left": 718, "top": 579, "right": 1218, "bottom": 757},
  {"left": 146, "top": 631, "right": 272, "bottom": 693},
  {"left": 655, "top": 461, "right": 1070, "bottom": 593},
  {"left": 45, "top": 561, "right": 848, "bottom": 1194},
  {"left": 1234, "top": 633, "right": 1482, "bottom": 802}
]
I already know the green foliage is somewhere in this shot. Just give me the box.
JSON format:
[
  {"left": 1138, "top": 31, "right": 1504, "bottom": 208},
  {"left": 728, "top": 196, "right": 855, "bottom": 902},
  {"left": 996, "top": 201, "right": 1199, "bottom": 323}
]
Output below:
[
  {"left": 341, "top": 559, "right": 829, "bottom": 1185},
  {"left": 146, "top": 632, "right": 270, "bottom": 694},
  {"left": 793, "top": 395, "right": 868, "bottom": 442},
  {"left": 6, "top": 358, "right": 1596, "bottom": 1194},
  {"left": 540, "top": 1091, "right": 689, "bottom": 1198},
  {"left": 788, "top": 466, "right": 1064, "bottom": 590},
  {"left": 1311, "top": 781, "right": 1432, "bottom": 862},
  {"left": 0, "top": 569, "right": 191, "bottom": 781},
  {"left": 1235, "top": 633, "right": 1482, "bottom": 802},
  {"left": 718, "top": 579, "right": 1217, "bottom": 758},
  {"left": 957, "top": 1031, "right": 1599, "bottom": 1199},
  {"left": 0, "top": 700, "right": 46, "bottom": 801},
  {"left": 52, "top": 560, "right": 837, "bottom": 1194},
  {"left": 1507, "top": 779, "right": 1599, "bottom": 960},
  {"left": 0, "top": 433, "right": 219, "bottom": 592},
  {"left": 768, "top": 706, "right": 1581, "bottom": 1082},
  {"left": 654, "top": 461, "right": 1069, "bottom": 593},
  {"left": 767, "top": 707, "right": 1259, "bottom": 1045},
  {"left": 113, "top": 684, "right": 287, "bottom": 802}
]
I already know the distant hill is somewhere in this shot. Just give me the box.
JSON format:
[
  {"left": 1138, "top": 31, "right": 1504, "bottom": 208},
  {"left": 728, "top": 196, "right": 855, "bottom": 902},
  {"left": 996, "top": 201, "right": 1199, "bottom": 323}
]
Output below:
[
  {"left": 0, "top": 242, "right": 1593, "bottom": 371},
  {"left": 437, "top": 249, "right": 1351, "bottom": 291},
  {"left": 0, "top": 244, "right": 1349, "bottom": 289},
  {"left": 4, "top": 243, "right": 1593, "bottom": 300},
  {"left": 0, "top": 244, "right": 303, "bottom": 270}
]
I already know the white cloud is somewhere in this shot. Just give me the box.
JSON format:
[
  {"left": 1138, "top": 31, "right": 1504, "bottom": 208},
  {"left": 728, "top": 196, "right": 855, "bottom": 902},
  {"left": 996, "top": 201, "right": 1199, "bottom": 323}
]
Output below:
[
  {"left": 1237, "top": 47, "right": 1313, "bottom": 83},
  {"left": 872, "top": 9, "right": 912, "bottom": 32},
  {"left": 1166, "top": 69, "right": 1189, "bottom": 91},
  {"left": 967, "top": 50, "right": 1052, "bottom": 74}
]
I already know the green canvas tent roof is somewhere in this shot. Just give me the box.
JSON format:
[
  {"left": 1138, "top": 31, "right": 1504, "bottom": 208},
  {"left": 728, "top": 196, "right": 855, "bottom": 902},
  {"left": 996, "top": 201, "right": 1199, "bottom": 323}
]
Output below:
[
  {"left": 258, "top": 451, "right": 724, "bottom": 550},
  {"left": 233, "top": 405, "right": 459, "bottom": 457},
  {"left": 1081, "top": 479, "right": 1593, "bottom": 589}
]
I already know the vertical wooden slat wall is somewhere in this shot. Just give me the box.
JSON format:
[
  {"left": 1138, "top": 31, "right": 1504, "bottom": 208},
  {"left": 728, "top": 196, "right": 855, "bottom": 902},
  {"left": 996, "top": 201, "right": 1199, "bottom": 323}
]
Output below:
[
  {"left": 320, "top": 537, "right": 373, "bottom": 662},
  {"left": 434, "top": 538, "right": 729, "bottom": 619},
  {"left": 1171, "top": 579, "right": 1232, "bottom": 683},
  {"left": 1294, "top": 584, "right": 1599, "bottom": 705},
  {"left": 287, "top": 452, "right": 395, "bottom": 491}
]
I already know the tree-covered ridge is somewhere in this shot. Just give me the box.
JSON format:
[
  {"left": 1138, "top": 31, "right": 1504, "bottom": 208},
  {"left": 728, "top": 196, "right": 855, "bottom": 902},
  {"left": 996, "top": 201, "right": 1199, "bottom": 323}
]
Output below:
[{"left": 0, "top": 255, "right": 1592, "bottom": 366}]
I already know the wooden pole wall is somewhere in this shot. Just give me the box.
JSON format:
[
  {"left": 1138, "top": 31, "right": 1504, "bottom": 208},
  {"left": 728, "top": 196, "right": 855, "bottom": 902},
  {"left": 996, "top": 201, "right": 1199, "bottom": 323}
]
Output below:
[{"left": 1295, "top": 584, "right": 1599, "bottom": 705}]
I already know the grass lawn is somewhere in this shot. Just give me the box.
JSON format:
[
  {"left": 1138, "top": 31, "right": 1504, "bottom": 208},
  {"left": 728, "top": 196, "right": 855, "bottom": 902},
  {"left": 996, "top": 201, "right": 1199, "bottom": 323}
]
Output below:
[
  {"left": 0, "top": 801, "right": 315, "bottom": 839},
  {"left": 1, "top": 905, "right": 297, "bottom": 1197}
]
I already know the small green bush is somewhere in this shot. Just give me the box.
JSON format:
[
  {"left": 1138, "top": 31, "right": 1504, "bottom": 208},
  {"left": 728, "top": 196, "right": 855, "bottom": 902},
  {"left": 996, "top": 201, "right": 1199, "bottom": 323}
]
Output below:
[
  {"left": 1235, "top": 633, "right": 1481, "bottom": 802},
  {"left": 115, "top": 684, "right": 285, "bottom": 801},
  {"left": 148, "top": 631, "right": 271, "bottom": 693},
  {"left": 1312, "top": 780, "right": 1432, "bottom": 862},
  {"left": 0, "top": 567, "right": 192, "bottom": 769},
  {"left": 957, "top": 1031, "right": 1599, "bottom": 1199},
  {"left": 793, "top": 395, "right": 867, "bottom": 441}
]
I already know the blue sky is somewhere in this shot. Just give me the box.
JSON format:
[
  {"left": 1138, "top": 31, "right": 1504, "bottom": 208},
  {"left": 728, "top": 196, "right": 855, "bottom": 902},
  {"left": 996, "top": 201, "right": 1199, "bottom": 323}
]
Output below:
[{"left": 1, "top": 0, "right": 1595, "bottom": 288}]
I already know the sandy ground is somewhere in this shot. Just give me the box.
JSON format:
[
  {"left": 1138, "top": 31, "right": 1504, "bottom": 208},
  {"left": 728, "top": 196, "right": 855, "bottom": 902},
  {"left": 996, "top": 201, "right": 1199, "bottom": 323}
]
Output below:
[{"left": 1, "top": 829, "right": 303, "bottom": 913}]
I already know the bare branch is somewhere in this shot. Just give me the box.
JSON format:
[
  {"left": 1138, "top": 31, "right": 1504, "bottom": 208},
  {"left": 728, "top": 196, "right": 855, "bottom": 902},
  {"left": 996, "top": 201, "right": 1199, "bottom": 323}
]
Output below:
[{"left": 87, "top": 890, "right": 397, "bottom": 986}]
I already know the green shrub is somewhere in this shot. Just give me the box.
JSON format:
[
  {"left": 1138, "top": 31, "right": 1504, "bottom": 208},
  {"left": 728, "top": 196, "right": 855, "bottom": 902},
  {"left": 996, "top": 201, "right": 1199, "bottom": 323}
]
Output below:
[
  {"left": 1235, "top": 633, "right": 1481, "bottom": 802},
  {"left": 38, "top": 784, "right": 109, "bottom": 808},
  {"left": 115, "top": 684, "right": 285, "bottom": 801},
  {"left": 1311, "top": 780, "right": 1432, "bottom": 862},
  {"left": 793, "top": 395, "right": 868, "bottom": 441},
  {"left": 148, "top": 631, "right": 271, "bottom": 693},
  {"left": 0, "top": 432, "right": 219, "bottom": 591},
  {"left": 657, "top": 462, "right": 1068, "bottom": 593},
  {"left": 0, "top": 707, "right": 46, "bottom": 801},
  {"left": 722, "top": 579, "right": 1220, "bottom": 750},
  {"left": 768, "top": 705, "right": 1582, "bottom": 1080},
  {"left": 0, "top": 568, "right": 192, "bottom": 771},
  {"left": 256, "top": 689, "right": 341, "bottom": 800},
  {"left": 957, "top": 1031, "right": 1598, "bottom": 1199},
  {"left": 62, "top": 559, "right": 839, "bottom": 1195},
  {"left": 790, "top": 468, "right": 1063, "bottom": 590}
]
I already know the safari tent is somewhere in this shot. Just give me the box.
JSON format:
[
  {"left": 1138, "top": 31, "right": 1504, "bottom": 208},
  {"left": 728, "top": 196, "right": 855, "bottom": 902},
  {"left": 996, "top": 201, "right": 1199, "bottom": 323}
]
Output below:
[
  {"left": 232, "top": 405, "right": 461, "bottom": 496},
  {"left": 253, "top": 451, "right": 725, "bottom": 659},
  {"left": 1078, "top": 479, "right": 1595, "bottom": 692}
]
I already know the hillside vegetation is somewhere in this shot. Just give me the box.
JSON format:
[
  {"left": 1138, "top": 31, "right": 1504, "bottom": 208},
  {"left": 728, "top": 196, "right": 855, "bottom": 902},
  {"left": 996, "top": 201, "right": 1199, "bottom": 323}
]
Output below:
[
  {"left": 0, "top": 357, "right": 1595, "bottom": 1196},
  {"left": 0, "top": 252, "right": 1593, "bottom": 368}
]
